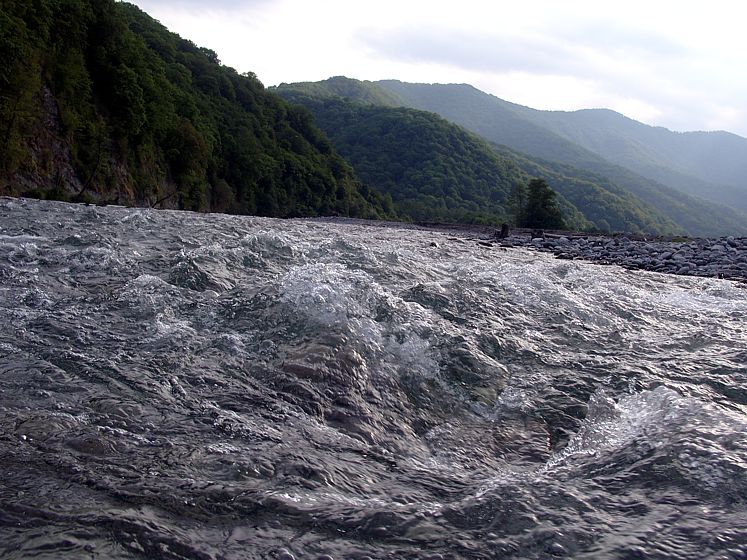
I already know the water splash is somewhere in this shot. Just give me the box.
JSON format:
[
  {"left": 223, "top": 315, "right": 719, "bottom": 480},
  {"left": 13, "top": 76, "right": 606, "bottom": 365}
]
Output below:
[{"left": 1, "top": 198, "right": 746, "bottom": 559}]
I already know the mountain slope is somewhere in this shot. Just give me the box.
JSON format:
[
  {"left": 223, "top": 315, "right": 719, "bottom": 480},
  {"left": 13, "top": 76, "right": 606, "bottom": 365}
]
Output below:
[
  {"left": 0, "top": 0, "right": 392, "bottom": 219},
  {"left": 375, "top": 80, "right": 747, "bottom": 236},
  {"left": 275, "top": 91, "right": 564, "bottom": 226},
  {"left": 275, "top": 82, "right": 683, "bottom": 233},
  {"left": 511, "top": 107, "right": 747, "bottom": 212},
  {"left": 377, "top": 81, "right": 613, "bottom": 170}
]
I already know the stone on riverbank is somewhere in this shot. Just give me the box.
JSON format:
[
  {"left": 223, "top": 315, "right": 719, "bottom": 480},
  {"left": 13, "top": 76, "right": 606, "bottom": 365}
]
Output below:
[{"left": 490, "top": 232, "right": 747, "bottom": 283}]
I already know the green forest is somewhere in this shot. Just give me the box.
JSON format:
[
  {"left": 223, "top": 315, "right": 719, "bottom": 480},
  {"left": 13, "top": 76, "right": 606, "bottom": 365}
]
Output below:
[
  {"left": 0, "top": 0, "right": 393, "bottom": 219},
  {"left": 5, "top": 2, "right": 727, "bottom": 234},
  {"left": 277, "top": 92, "right": 540, "bottom": 226},
  {"left": 277, "top": 90, "right": 602, "bottom": 228}
]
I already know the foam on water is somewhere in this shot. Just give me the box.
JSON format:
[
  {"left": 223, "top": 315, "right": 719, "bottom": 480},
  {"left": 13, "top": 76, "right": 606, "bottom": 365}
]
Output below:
[
  {"left": 547, "top": 386, "right": 747, "bottom": 485},
  {"left": 1, "top": 198, "right": 746, "bottom": 559}
]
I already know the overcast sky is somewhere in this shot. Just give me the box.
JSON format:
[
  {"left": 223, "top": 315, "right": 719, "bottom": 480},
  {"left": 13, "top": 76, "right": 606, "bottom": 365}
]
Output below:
[{"left": 129, "top": 0, "right": 747, "bottom": 137}]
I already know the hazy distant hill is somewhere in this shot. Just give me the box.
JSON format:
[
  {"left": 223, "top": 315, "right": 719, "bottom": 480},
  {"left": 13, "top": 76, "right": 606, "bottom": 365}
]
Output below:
[
  {"left": 276, "top": 76, "right": 405, "bottom": 108},
  {"left": 0, "top": 1, "right": 392, "bottom": 219},
  {"left": 374, "top": 80, "right": 747, "bottom": 237},
  {"left": 275, "top": 80, "right": 681, "bottom": 233},
  {"left": 508, "top": 107, "right": 747, "bottom": 213}
]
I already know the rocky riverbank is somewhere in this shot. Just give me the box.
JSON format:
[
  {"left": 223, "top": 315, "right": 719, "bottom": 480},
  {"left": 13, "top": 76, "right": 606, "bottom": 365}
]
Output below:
[
  {"left": 490, "top": 230, "right": 747, "bottom": 283},
  {"left": 311, "top": 217, "right": 747, "bottom": 284}
]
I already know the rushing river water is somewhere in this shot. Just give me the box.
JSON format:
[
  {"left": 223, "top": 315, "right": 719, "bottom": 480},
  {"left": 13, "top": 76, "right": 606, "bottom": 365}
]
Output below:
[{"left": 1, "top": 197, "right": 746, "bottom": 560}]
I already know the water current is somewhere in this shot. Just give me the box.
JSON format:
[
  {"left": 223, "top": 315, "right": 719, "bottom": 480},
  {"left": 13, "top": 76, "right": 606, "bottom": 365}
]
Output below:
[{"left": 1, "top": 197, "right": 746, "bottom": 559}]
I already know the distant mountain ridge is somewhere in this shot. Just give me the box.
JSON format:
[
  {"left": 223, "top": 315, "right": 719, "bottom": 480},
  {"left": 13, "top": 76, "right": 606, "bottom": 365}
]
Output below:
[
  {"left": 377, "top": 80, "right": 747, "bottom": 197},
  {"left": 372, "top": 79, "right": 747, "bottom": 236},
  {"left": 276, "top": 77, "right": 747, "bottom": 236},
  {"left": 276, "top": 80, "right": 680, "bottom": 234},
  {"left": 506, "top": 105, "right": 747, "bottom": 212}
]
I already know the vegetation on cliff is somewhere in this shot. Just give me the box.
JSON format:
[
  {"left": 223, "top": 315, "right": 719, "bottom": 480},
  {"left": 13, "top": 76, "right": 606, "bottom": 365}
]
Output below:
[{"left": 0, "top": 1, "right": 393, "bottom": 219}]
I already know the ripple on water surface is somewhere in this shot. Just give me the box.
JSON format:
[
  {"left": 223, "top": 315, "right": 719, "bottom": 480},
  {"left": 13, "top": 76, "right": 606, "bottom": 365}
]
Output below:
[{"left": 0, "top": 198, "right": 745, "bottom": 559}]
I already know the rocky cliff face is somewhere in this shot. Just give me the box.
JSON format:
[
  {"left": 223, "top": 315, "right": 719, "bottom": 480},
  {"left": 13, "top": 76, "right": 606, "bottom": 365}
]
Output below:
[
  {"left": 5, "top": 85, "right": 82, "bottom": 198},
  {"left": 3, "top": 83, "right": 181, "bottom": 208}
]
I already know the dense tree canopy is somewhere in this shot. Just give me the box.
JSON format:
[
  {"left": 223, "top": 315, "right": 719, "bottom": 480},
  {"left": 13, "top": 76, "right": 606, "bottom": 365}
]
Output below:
[
  {"left": 277, "top": 91, "right": 583, "bottom": 227},
  {"left": 515, "top": 179, "right": 565, "bottom": 229},
  {"left": 0, "top": 0, "right": 393, "bottom": 219}
]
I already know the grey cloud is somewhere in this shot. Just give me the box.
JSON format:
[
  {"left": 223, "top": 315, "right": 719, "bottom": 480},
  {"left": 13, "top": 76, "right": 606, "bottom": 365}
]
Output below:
[
  {"left": 358, "top": 27, "right": 598, "bottom": 78},
  {"left": 356, "top": 25, "right": 697, "bottom": 110},
  {"left": 552, "top": 22, "right": 690, "bottom": 59},
  {"left": 357, "top": 24, "right": 689, "bottom": 81}
]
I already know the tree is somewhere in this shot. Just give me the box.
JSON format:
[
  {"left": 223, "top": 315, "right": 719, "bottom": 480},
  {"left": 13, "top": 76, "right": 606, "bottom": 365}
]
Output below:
[
  {"left": 518, "top": 178, "right": 565, "bottom": 229},
  {"left": 508, "top": 182, "right": 528, "bottom": 225}
]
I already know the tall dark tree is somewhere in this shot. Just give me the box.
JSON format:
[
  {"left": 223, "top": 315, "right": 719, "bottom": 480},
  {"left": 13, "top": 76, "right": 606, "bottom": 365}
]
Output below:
[
  {"left": 518, "top": 179, "right": 566, "bottom": 229},
  {"left": 507, "top": 182, "right": 528, "bottom": 225}
]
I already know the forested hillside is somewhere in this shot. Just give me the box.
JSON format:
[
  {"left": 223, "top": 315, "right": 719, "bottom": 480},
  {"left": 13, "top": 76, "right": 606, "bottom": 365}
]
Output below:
[
  {"left": 277, "top": 80, "right": 682, "bottom": 234},
  {"left": 375, "top": 80, "right": 747, "bottom": 236},
  {"left": 277, "top": 89, "right": 594, "bottom": 228},
  {"left": 0, "top": 1, "right": 393, "bottom": 218}
]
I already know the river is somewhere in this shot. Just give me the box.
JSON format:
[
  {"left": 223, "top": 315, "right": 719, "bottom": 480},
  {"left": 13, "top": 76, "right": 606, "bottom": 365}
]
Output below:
[{"left": 1, "top": 197, "right": 745, "bottom": 559}]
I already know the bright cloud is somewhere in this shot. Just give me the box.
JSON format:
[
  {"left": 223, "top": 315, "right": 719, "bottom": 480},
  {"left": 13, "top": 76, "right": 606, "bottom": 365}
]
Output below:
[{"left": 128, "top": 0, "right": 747, "bottom": 137}]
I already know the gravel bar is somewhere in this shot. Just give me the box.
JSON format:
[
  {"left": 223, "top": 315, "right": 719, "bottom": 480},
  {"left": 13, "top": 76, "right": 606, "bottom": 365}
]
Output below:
[
  {"left": 491, "top": 231, "right": 747, "bottom": 284},
  {"left": 307, "top": 217, "right": 747, "bottom": 284}
]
